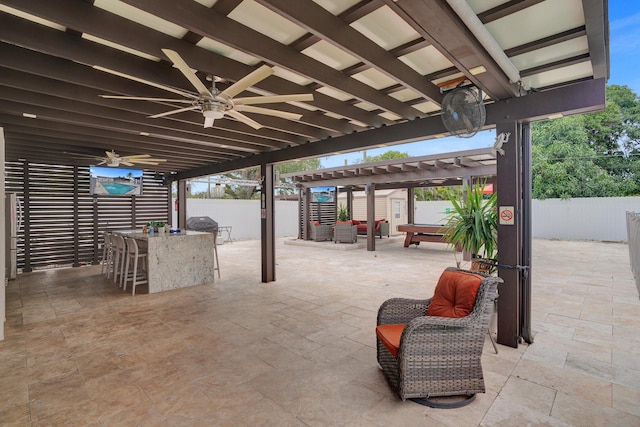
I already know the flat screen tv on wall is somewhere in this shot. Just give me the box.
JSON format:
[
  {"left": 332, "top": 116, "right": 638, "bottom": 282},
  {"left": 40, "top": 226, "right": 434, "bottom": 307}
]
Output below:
[
  {"left": 310, "top": 186, "right": 335, "bottom": 203},
  {"left": 90, "top": 166, "right": 143, "bottom": 196}
]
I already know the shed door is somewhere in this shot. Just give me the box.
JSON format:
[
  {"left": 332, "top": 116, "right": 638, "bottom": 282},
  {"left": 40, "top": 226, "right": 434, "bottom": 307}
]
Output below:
[{"left": 390, "top": 198, "right": 405, "bottom": 235}]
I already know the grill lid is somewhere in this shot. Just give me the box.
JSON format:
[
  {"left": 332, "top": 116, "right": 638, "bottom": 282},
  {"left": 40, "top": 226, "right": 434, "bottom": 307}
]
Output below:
[{"left": 186, "top": 216, "right": 219, "bottom": 233}]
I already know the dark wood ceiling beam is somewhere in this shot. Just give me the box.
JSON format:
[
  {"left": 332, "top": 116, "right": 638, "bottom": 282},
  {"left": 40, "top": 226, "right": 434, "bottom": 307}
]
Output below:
[
  {"left": 520, "top": 53, "right": 591, "bottom": 78},
  {"left": 0, "top": 100, "right": 262, "bottom": 159},
  {"left": 478, "top": 0, "right": 546, "bottom": 23},
  {"left": 0, "top": 7, "right": 381, "bottom": 132},
  {"left": 0, "top": 116, "right": 235, "bottom": 162},
  {"left": 389, "top": 38, "right": 432, "bottom": 57},
  {"left": 0, "top": 88, "right": 281, "bottom": 153},
  {"left": 213, "top": 0, "right": 244, "bottom": 16},
  {"left": 0, "top": 43, "right": 345, "bottom": 140},
  {"left": 256, "top": 0, "right": 442, "bottom": 105},
  {"left": 504, "top": 26, "right": 587, "bottom": 58},
  {"left": 5, "top": 138, "right": 202, "bottom": 170},
  {"left": 176, "top": 78, "right": 606, "bottom": 180},
  {"left": 0, "top": 65, "right": 310, "bottom": 147},
  {"left": 424, "top": 66, "right": 461, "bottom": 82},
  {"left": 339, "top": 0, "right": 384, "bottom": 23},
  {"left": 385, "top": 0, "right": 518, "bottom": 100},
  {"left": 118, "top": 0, "right": 418, "bottom": 118},
  {"left": 582, "top": 0, "right": 609, "bottom": 79}
]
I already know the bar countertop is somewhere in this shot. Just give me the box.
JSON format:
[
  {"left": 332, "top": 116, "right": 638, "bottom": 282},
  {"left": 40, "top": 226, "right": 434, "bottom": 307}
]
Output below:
[
  {"left": 113, "top": 229, "right": 213, "bottom": 240},
  {"left": 111, "top": 229, "right": 217, "bottom": 293}
]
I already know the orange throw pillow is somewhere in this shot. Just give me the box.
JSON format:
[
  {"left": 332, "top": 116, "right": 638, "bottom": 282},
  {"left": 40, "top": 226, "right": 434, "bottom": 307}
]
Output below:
[{"left": 426, "top": 270, "right": 483, "bottom": 318}]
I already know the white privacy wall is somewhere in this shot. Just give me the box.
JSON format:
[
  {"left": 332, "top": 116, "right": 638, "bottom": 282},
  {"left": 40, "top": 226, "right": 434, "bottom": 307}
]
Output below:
[
  {"left": 531, "top": 197, "right": 640, "bottom": 242},
  {"left": 414, "top": 200, "right": 454, "bottom": 225},
  {"left": 173, "top": 197, "right": 640, "bottom": 242},
  {"left": 172, "top": 199, "right": 299, "bottom": 240},
  {"left": 416, "top": 197, "right": 640, "bottom": 242}
]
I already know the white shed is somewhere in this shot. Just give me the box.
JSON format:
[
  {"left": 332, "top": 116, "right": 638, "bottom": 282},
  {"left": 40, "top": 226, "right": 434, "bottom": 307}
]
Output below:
[{"left": 337, "top": 189, "right": 408, "bottom": 235}]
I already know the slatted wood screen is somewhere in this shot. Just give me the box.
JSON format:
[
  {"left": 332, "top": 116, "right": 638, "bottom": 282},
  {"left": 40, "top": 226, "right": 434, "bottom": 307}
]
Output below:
[
  {"left": 5, "top": 161, "right": 169, "bottom": 272},
  {"left": 298, "top": 187, "right": 336, "bottom": 240}
]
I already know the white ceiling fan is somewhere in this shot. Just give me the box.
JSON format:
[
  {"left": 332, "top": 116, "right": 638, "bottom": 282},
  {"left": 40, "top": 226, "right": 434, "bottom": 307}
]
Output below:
[{"left": 100, "top": 49, "right": 314, "bottom": 129}]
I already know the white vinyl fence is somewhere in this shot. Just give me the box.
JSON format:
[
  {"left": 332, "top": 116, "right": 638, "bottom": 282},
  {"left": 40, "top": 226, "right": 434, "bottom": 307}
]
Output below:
[
  {"left": 173, "top": 199, "right": 299, "bottom": 241},
  {"left": 175, "top": 196, "right": 640, "bottom": 243},
  {"left": 626, "top": 212, "right": 640, "bottom": 297},
  {"left": 415, "top": 196, "right": 640, "bottom": 243}
]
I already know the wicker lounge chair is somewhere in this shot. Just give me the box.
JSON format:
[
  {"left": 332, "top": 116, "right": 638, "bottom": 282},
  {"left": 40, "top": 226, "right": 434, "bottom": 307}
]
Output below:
[
  {"left": 376, "top": 267, "right": 502, "bottom": 407},
  {"left": 309, "top": 221, "right": 333, "bottom": 241}
]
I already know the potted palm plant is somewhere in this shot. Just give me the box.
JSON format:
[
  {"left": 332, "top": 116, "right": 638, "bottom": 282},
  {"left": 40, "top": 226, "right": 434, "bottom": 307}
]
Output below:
[
  {"left": 442, "top": 181, "right": 497, "bottom": 272},
  {"left": 337, "top": 203, "right": 350, "bottom": 223}
]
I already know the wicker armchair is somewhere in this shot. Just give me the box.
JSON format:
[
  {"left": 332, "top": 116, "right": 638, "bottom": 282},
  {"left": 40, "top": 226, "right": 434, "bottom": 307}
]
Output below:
[
  {"left": 334, "top": 223, "right": 357, "bottom": 243},
  {"left": 376, "top": 267, "right": 501, "bottom": 407},
  {"left": 309, "top": 222, "right": 333, "bottom": 241}
]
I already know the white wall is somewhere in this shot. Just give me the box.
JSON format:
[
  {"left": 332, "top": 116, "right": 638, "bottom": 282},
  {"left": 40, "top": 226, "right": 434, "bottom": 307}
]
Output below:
[
  {"left": 173, "top": 199, "right": 299, "bottom": 240},
  {"left": 415, "top": 200, "right": 453, "bottom": 225},
  {"left": 531, "top": 197, "right": 640, "bottom": 242},
  {"left": 416, "top": 197, "right": 640, "bottom": 243},
  {"left": 171, "top": 196, "right": 640, "bottom": 243}
]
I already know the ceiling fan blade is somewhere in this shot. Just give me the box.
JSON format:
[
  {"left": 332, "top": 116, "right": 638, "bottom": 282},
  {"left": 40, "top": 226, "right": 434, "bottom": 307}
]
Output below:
[
  {"left": 162, "top": 49, "right": 212, "bottom": 97},
  {"left": 123, "top": 154, "right": 152, "bottom": 159},
  {"left": 204, "top": 117, "right": 215, "bottom": 128},
  {"left": 234, "top": 93, "right": 314, "bottom": 105},
  {"left": 226, "top": 109, "right": 263, "bottom": 130},
  {"left": 222, "top": 65, "right": 273, "bottom": 99},
  {"left": 105, "top": 150, "right": 116, "bottom": 159},
  {"left": 125, "top": 156, "right": 166, "bottom": 162},
  {"left": 97, "top": 160, "right": 107, "bottom": 165},
  {"left": 235, "top": 105, "right": 302, "bottom": 121},
  {"left": 100, "top": 95, "right": 193, "bottom": 103},
  {"left": 129, "top": 160, "right": 164, "bottom": 165},
  {"left": 149, "top": 105, "right": 200, "bottom": 119},
  {"left": 93, "top": 65, "right": 197, "bottom": 99},
  {"left": 120, "top": 161, "right": 135, "bottom": 166}
]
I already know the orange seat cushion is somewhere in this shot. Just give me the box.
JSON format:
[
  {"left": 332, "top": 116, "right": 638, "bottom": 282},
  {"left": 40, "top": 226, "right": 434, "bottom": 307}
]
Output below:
[
  {"left": 426, "top": 270, "right": 483, "bottom": 318},
  {"left": 375, "top": 323, "right": 406, "bottom": 357}
]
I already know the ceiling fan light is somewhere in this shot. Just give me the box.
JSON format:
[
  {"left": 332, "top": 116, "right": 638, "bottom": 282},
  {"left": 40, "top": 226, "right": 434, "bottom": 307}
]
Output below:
[{"left": 202, "top": 108, "right": 225, "bottom": 119}]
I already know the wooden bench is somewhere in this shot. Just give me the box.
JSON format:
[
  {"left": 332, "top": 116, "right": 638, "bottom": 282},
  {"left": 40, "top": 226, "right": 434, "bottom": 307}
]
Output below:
[{"left": 396, "top": 224, "right": 460, "bottom": 250}]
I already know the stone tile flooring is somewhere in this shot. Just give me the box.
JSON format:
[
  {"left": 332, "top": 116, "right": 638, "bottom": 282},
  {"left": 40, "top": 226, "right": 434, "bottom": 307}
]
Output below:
[{"left": 1, "top": 237, "right": 639, "bottom": 426}]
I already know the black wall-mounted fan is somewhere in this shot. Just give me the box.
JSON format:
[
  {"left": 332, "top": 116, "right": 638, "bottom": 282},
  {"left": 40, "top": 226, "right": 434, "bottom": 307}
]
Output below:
[{"left": 441, "top": 86, "right": 486, "bottom": 138}]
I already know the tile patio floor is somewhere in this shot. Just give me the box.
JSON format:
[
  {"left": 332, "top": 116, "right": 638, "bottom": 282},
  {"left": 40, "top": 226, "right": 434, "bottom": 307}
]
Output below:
[{"left": 1, "top": 236, "right": 639, "bottom": 426}]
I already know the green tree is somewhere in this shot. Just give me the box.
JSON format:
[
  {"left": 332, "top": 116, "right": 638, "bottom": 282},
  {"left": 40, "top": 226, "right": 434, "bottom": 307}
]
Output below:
[
  {"left": 415, "top": 186, "right": 462, "bottom": 201},
  {"left": 221, "top": 158, "right": 322, "bottom": 199},
  {"left": 362, "top": 150, "right": 408, "bottom": 162},
  {"left": 531, "top": 84, "right": 640, "bottom": 197},
  {"left": 531, "top": 140, "right": 625, "bottom": 199}
]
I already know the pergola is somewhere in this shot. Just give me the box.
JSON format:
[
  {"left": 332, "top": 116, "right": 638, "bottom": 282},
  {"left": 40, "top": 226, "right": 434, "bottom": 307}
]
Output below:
[
  {"left": 0, "top": 0, "right": 609, "bottom": 347},
  {"left": 285, "top": 147, "right": 497, "bottom": 248}
]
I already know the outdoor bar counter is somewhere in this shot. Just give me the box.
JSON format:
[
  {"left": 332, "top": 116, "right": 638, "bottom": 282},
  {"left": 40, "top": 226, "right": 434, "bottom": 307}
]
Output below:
[{"left": 113, "top": 230, "right": 216, "bottom": 293}]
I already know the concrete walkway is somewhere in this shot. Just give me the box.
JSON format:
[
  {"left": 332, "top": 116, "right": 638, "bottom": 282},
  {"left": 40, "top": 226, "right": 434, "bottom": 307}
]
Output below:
[{"left": 1, "top": 237, "right": 639, "bottom": 426}]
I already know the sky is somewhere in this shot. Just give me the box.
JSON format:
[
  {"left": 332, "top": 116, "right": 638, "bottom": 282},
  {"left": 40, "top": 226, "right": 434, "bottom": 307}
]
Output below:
[{"left": 319, "top": 0, "right": 640, "bottom": 169}]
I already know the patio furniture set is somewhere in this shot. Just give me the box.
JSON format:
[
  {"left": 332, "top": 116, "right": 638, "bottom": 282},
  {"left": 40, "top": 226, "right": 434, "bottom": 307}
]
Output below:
[{"left": 309, "top": 220, "right": 390, "bottom": 244}]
